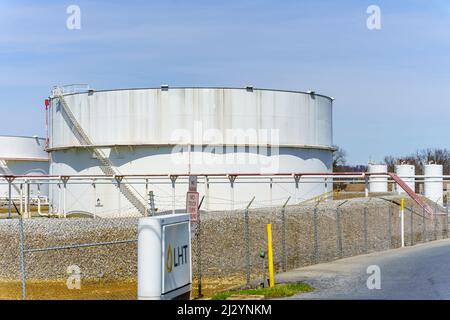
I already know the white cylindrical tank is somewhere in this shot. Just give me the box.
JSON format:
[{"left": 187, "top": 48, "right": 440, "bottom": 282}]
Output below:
[
  {"left": 0, "top": 135, "right": 49, "bottom": 198},
  {"left": 395, "top": 164, "right": 415, "bottom": 194},
  {"left": 48, "top": 86, "right": 334, "bottom": 217},
  {"left": 424, "top": 164, "right": 443, "bottom": 205},
  {"left": 368, "top": 164, "right": 388, "bottom": 193}
]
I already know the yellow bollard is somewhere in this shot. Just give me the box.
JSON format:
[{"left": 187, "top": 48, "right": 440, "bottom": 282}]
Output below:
[{"left": 267, "top": 223, "right": 275, "bottom": 288}]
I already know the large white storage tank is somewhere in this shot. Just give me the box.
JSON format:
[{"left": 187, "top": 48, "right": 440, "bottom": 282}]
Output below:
[
  {"left": 368, "top": 164, "right": 388, "bottom": 193},
  {"left": 424, "top": 164, "right": 443, "bottom": 206},
  {"left": 395, "top": 164, "right": 415, "bottom": 194},
  {"left": 0, "top": 135, "right": 49, "bottom": 198},
  {"left": 47, "top": 86, "right": 334, "bottom": 217}
]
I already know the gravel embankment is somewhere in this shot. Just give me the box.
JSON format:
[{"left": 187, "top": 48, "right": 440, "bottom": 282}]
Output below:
[{"left": 0, "top": 196, "right": 446, "bottom": 282}]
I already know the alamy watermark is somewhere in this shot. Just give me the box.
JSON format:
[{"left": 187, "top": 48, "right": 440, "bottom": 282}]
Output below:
[
  {"left": 66, "top": 5, "right": 81, "bottom": 30},
  {"left": 67, "top": 265, "right": 81, "bottom": 290},
  {"left": 366, "top": 5, "right": 381, "bottom": 30},
  {"left": 366, "top": 265, "right": 381, "bottom": 290},
  {"left": 170, "top": 121, "right": 280, "bottom": 173}
]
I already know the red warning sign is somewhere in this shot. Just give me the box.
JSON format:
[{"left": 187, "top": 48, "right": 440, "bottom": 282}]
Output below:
[{"left": 186, "top": 191, "right": 199, "bottom": 222}]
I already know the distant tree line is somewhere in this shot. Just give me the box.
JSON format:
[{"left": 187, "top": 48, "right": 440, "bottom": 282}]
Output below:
[
  {"left": 332, "top": 146, "right": 367, "bottom": 191},
  {"left": 333, "top": 145, "right": 368, "bottom": 172},
  {"left": 332, "top": 147, "right": 450, "bottom": 193},
  {"left": 333, "top": 146, "right": 450, "bottom": 175},
  {"left": 384, "top": 148, "right": 450, "bottom": 175}
]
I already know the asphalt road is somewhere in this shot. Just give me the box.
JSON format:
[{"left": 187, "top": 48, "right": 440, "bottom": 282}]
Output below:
[{"left": 276, "top": 238, "right": 450, "bottom": 299}]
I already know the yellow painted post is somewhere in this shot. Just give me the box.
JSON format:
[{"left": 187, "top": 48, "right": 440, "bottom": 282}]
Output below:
[{"left": 267, "top": 224, "right": 275, "bottom": 288}]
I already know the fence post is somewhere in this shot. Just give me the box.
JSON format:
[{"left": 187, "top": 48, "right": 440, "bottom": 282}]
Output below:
[
  {"left": 19, "top": 183, "right": 23, "bottom": 215},
  {"left": 204, "top": 176, "right": 210, "bottom": 211},
  {"left": 336, "top": 207, "right": 343, "bottom": 259},
  {"left": 434, "top": 205, "right": 438, "bottom": 241},
  {"left": 7, "top": 177, "right": 13, "bottom": 219},
  {"left": 364, "top": 175, "right": 369, "bottom": 197},
  {"left": 269, "top": 178, "right": 273, "bottom": 207},
  {"left": 61, "top": 177, "right": 70, "bottom": 219},
  {"left": 117, "top": 180, "right": 121, "bottom": 216},
  {"left": 244, "top": 196, "right": 255, "bottom": 287},
  {"left": 446, "top": 205, "right": 449, "bottom": 238},
  {"left": 148, "top": 191, "right": 155, "bottom": 217},
  {"left": 281, "top": 197, "right": 290, "bottom": 272},
  {"left": 145, "top": 179, "right": 149, "bottom": 215},
  {"left": 25, "top": 180, "right": 30, "bottom": 219},
  {"left": 196, "top": 204, "right": 202, "bottom": 298},
  {"left": 363, "top": 207, "right": 368, "bottom": 254},
  {"left": 410, "top": 207, "right": 414, "bottom": 246},
  {"left": 294, "top": 175, "right": 300, "bottom": 204},
  {"left": 170, "top": 175, "right": 177, "bottom": 214},
  {"left": 19, "top": 217, "right": 26, "bottom": 300},
  {"left": 400, "top": 199, "right": 405, "bottom": 248},
  {"left": 388, "top": 206, "right": 392, "bottom": 249},
  {"left": 313, "top": 206, "right": 319, "bottom": 264},
  {"left": 228, "top": 175, "right": 237, "bottom": 211},
  {"left": 422, "top": 207, "right": 427, "bottom": 242},
  {"left": 92, "top": 180, "right": 97, "bottom": 218}
]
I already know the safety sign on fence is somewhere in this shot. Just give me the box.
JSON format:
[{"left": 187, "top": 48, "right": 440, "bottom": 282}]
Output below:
[{"left": 186, "top": 191, "right": 199, "bottom": 222}]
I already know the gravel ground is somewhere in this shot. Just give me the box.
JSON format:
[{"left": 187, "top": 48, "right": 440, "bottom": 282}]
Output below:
[
  {"left": 0, "top": 195, "right": 446, "bottom": 288},
  {"left": 0, "top": 217, "right": 138, "bottom": 280}
]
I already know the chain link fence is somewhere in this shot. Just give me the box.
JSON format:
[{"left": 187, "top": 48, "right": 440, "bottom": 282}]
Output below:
[
  {"left": 0, "top": 217, "right": 138, "bottom": 300},
  {"left": 191, "top": 197, "right": 449, "bottom": 298},
  {"left": 0, "top": 196, "right": 447, "bottom": 299}
]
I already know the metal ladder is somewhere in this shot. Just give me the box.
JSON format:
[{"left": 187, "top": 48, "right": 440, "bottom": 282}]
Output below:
[{"left": 54, "top": 93, "right": 147, "bottom": 216}]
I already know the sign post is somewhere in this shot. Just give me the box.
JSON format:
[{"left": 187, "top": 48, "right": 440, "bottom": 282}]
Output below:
[
  {"left": 138, "top": 214, "right": 192, "bottom": 300},
  {"left": 188, "top": 175, "right": 198, "bottom": 192}
]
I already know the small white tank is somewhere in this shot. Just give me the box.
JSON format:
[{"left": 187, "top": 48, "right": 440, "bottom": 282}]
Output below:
[
  {"left": 368, "top": 164, "right": 388, "bottom": 193},
  {"left": 395, "top": 164, "right": 415, "bottom": 194},
  {"left": 424, "top": 164, "right": 443, "bottom": 206}
]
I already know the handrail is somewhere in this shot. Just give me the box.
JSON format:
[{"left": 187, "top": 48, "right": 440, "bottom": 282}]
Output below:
[{"left": 54, "top": 93, "right": 147, "bottom": 215}]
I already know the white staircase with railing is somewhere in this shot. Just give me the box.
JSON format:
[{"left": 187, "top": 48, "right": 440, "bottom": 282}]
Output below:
[{"left": 53, "top": 91, "right": 147, "bottom": 216}]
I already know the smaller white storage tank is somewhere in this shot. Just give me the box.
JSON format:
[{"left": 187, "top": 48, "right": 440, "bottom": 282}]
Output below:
[
  {"left": 368, "top": 164, "right": 388, "bottom": 193},
  {"left": 0, "top": 135, "right": 49, "bottom": 199},
  {"left": 395, "top": 164, "right": 415, "bottom": 194},
  {"left": 424, "top": 164, "right": 443, "bottom": 206}
]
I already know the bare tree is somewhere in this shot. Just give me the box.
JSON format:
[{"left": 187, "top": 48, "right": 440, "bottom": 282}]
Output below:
[
  {"left": 333, "top": 145, "right": 347, "bottom": 172},
  {"left": 384, "top": 148, "right": 450, "bottom": 175}
]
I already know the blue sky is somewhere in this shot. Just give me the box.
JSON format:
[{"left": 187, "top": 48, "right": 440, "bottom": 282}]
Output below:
[{"left": 1, "top": 0, "right": 450, "bottom": 164}]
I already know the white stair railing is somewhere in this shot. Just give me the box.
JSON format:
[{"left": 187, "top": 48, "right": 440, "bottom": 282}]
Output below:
[{"left": 54, "top": 92, "right": 147, "bottom": 216}]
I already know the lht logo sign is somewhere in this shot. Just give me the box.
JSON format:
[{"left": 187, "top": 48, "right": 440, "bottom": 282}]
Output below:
[
  {"left": 137, "top": 214, "right": 192, "bottom": 300},
  {"left": 162, "top": 221, "right": 191, "bottom": 297},
  {"left": 166, "top": 243, "right": 189, "bottom": 273}
]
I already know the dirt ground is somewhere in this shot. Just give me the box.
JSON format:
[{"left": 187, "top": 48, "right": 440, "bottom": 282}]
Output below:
[
  {"left": 0, "top": 277, "right": 244, "bottom": 300},
  {"left": 0, "top": 279, "right": 137, "bottom": 300},
  {"left": 192, "top": 276, "right": 247, "bottom": 299}
]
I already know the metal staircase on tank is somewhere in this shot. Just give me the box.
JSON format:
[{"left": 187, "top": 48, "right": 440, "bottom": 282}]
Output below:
[
  {"left": 388, "top": 173, "right": 435, "bottom": 215},
  {"left": 53, "top": 92, "right": 147, "bottom": 216}
]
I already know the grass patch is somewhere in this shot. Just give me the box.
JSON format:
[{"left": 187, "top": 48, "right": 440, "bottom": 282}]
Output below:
[{"left": 210, "top": 282, "right": 314, "bottom": 300}]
